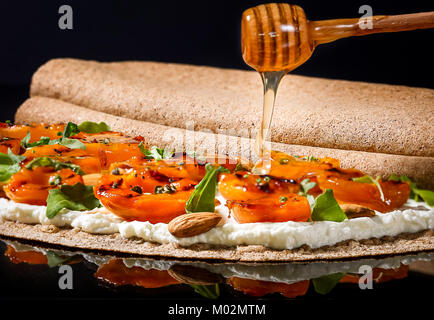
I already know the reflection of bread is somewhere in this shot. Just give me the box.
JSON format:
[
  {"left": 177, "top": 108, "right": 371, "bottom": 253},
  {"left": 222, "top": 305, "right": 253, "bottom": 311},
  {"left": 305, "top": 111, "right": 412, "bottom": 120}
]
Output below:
[
  {"left": 30, "top": 58, "right": 434, "bottom": 158},
  {"left": 0, "top": 220, "right": 432, "bottom": 262},
  {"left": 16, "top": 96, "right": 434, "bottom": 189}
]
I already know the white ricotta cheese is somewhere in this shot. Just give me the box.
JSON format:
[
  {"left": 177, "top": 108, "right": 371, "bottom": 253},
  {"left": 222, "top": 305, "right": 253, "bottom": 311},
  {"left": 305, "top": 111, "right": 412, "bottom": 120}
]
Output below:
[{"left": 0, "top": 198, "right": 432, "bottom": 250}]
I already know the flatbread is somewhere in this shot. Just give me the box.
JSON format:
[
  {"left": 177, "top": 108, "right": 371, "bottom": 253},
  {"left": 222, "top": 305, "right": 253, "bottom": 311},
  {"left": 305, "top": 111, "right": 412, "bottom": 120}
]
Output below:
[
  {"left": 0, "top": 220, "right": 432, "bottom": 262},
  {"left": 30, "top": 58, "right": 434, "bottom": 157},
  {"left": 9, "top": 59, "right": 434, "bottom": 261},
  {"left": 15, "top": 96, "right": 434, "bottom": 189}
]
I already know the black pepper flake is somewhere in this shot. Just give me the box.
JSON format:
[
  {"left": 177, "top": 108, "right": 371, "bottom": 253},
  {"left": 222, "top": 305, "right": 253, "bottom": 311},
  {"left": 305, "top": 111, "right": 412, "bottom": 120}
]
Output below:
[
  {"left": 112, "top": 178, "right": 123, "bottom": 189},
  {"left": 131, "top": 186, "right": 143, "bottom": 194},
  {"left": 258, "top": 183, "right": 270, "bottom": 193},
  {"left": 154, "top": 184, "right": 176, "bottom": 194}
]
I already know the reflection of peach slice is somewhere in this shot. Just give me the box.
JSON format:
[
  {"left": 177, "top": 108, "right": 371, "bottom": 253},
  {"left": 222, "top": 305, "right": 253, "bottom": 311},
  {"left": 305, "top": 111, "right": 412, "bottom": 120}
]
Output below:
[
  {"left": 340, "top": 265, "right": 409, "bottom": 284},
  {"left": 5, "top": 245, "right": 48, "bottom": 265},
  {"left": 95, "top": 259, "right": 180, "bottom": 288},
  {"left": 227, "top": 277, "right": 309, "bottom": 298}
]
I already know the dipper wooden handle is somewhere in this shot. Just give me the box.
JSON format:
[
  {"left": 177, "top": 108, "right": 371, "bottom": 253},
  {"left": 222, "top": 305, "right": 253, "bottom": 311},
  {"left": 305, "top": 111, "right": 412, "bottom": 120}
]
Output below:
[{"left": 242, "top": 3, "right": 434, "bottom": 72}]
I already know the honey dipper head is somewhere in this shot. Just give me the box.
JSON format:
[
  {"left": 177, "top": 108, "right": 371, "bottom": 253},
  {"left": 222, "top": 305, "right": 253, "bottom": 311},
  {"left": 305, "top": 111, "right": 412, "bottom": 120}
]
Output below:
[{"left": 241, "top": 3, "right": 314, "bottom": 72}]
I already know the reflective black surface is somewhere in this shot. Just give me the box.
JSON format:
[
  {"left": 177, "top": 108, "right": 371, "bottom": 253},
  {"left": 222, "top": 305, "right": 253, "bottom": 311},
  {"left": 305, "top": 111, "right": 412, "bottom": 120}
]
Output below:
[{"left": 1, "top": 237, "right": 433, "bottom": 304}]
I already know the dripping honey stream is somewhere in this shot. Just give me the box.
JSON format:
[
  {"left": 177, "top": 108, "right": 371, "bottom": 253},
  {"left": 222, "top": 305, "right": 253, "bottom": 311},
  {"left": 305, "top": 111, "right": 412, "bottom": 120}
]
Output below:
[{"left": 242, "top": 3, "right": 434, "bottom": 163}]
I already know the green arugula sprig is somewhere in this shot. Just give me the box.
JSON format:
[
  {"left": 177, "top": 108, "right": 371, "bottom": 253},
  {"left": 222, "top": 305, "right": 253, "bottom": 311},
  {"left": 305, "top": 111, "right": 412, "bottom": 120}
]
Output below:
[
  {"left": 46, "top": 183, "right": 101, "bottom": 219},
  {"left": 312, "top": 273, "right": 346, "bottom": 295},
  {"left": 0, "top": 149, "right": 26, "bottom": 182},
  {"left": 21, "top": 132, "right": 50, "bottom": 148},
  {"left": 20, "top": 121, "right": 112, "bottom": 151},
  {"left": 77, "top": 121, "right": 111, "bottom": 133},
  {"left": 47, "top": 122, "right": 85, "bottom": 149},
  {"left": 20, "top": 123, "right": 85, "bottom": 150},
  {"left": 352, "top": 175, "right": 385, "bottom": 202},
  {"left": 185, "top": 164, "right": 229, "bottom": 213},
  {"left": 298, "top": 179, "right": 347, "bottom": 222},
  {"left": 299, "top": 178, "right": 317, "bottom": 210},
  {"left": 46, "top": 251, "right": 81, "bottom": 268},
  {"left": 138, "top": 143, "right": 173, "bottom": 161},
  {"left": 190, "top": 284, "right": 220, "bottom": 299},
  {"left": 311, "top": 189, "right": 347, "bottom": 222},
  {"left": 388, "top": 174, "right": 434, "bottom": 206}
]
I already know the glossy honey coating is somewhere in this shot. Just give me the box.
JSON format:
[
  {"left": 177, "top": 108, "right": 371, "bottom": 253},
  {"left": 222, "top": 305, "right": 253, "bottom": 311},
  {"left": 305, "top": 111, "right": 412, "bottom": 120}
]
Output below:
[{"left": 0, "top": 123, "right": 414, "bottom": 224}]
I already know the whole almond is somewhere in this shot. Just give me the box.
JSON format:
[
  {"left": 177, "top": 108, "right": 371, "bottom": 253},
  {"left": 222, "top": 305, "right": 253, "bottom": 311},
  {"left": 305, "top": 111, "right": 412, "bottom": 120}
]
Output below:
[
  {"left": 168, "top": 212, "right": 222, "bottom": 238},
  {"left": 340, "top": 203, "right": 375, "bottom": 219}
]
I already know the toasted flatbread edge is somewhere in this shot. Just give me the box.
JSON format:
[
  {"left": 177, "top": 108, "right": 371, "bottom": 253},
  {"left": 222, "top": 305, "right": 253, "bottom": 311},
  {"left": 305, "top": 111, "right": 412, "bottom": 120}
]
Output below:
[{"left": 0, "top": 220, "right": 432, "bottom": 262}]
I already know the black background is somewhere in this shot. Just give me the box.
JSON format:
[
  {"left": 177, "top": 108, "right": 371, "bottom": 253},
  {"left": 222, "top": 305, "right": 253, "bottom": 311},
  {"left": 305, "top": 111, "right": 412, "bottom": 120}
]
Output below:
[{"left": 0, "top": 0, "right": 433, "bottom": 121}]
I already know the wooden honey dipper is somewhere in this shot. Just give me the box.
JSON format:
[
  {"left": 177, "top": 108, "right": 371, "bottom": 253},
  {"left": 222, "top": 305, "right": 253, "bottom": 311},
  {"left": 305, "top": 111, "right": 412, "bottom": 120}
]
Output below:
[{"left": 242, "top": 3, "right": 434, "bottom": 72}]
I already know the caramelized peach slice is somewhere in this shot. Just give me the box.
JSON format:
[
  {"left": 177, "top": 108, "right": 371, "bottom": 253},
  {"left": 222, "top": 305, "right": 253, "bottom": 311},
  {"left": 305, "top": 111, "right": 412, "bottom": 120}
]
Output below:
[
  {"left": 4, "top": 166, "right": 83, "bottom": 205},
  {"left": 226, "top": 194, "right": 311, "bottom": 223}
]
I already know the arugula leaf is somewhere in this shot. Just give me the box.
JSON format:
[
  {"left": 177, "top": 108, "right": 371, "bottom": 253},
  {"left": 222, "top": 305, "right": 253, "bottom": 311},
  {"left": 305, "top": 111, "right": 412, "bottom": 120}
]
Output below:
[
  {"left": 45, "top": 251, "right": 71, "bottom": 268},
  {"left": 62, "top": 122, "right": 80, "bottom": 138},
  {"left": 190, "top": 284, "right": 220, "bottom": 299},
  {"left": 300, "top": 178, "right": 316, "bottom": 194},
  {"left": 387, "top": 173, "right": 400, "bottom": 182},
  {"left": 21, "top": 131, "right": 51, "bottom": 148},
  {"left": 312, "top": 273, "right": 345, "bottom": 295},
  {"left": 311, "top": 189, "right": 347, "bottom": 222},
  {"left": 45, "top": 122, "right": 86, "bottom": 149},
  {"left": 185, "top": 164, "right": 229, "bottom": 213},
  {"left": 234, "top": 163, "right": 244, "bottom": 172},
  {"left": 20, "top": 131, "right": 31, "bottom": 147},
  {"left": 352, "top": 175, "right": 385, "bottom": 202},
  {"left": 46, "top": 251, "right": 81, "bottom": 268},
  {"left": 299, "top": 180, "right": 347, "bottom": 222},
  {"left": 77, "top": 121, "right": 111, "bottom": 133},
  {"left": 46, "top": 183, "right": 101, "bottom": 219},
  {"left": 412, "top": 189, "right": 434, "bottom": 206},
  {"left": 299, "top": 178, "right": 316, "bottom": 210},
  {"left": 20, "top": 124, "right": 85, "bottom": 150},
  {"left": 0, "top": 149, "right": 26, "bottom": 182},
  {"left": 49, "top": 137, "right": 86, "bottom": 150},
  {"left": 139, "top": 143, "right": 173, "bottom": 160},
  {"left": 25, "top": 157, "right": 84, "bottom": 175},
  {"left": 388, "top": 175, "right": 434, "bottom": 206},
  {"left": 352, "top": 175, "right": 385, "bottom": 201},
  {"left": 29, "top": 137, "right": 51, "bottom": 148}
]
